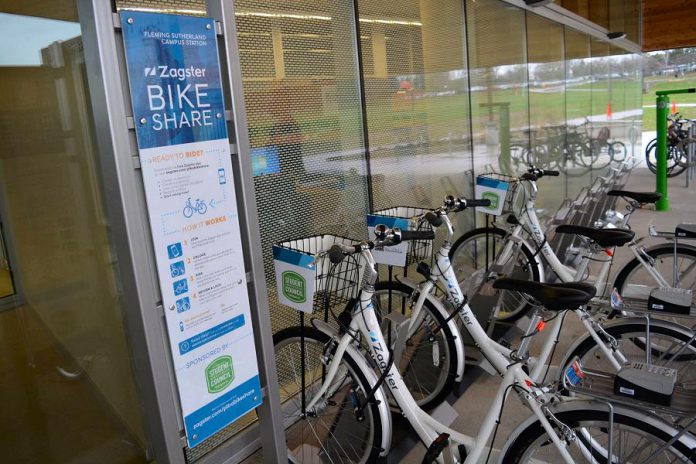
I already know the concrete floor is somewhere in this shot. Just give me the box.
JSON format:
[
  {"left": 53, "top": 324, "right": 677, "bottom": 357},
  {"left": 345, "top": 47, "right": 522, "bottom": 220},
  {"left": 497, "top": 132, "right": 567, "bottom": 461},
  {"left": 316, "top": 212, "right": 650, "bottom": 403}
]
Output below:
[{"left": 245, "top": 164, "right": 696, "bottom": 463}]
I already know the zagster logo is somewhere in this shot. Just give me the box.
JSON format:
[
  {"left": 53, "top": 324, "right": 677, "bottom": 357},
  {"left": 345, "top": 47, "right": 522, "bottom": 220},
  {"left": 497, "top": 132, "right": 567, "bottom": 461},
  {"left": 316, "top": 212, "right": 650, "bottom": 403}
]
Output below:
[
  {"left": 369, "top": 331, "right": 379, "bottom": 343},
  {"left": 143, "top": 65, "right": 207, "bottom": 81}
]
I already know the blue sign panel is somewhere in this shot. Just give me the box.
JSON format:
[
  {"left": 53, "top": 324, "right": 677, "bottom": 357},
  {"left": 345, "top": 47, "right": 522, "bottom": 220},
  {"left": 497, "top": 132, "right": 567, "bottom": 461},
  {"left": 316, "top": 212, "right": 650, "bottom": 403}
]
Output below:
[
  {"left": 121, "top": 11, "right": 228, "bottom": 149},
  {"left": 121, "top": 11, "right": 262, "bottom": 449}
]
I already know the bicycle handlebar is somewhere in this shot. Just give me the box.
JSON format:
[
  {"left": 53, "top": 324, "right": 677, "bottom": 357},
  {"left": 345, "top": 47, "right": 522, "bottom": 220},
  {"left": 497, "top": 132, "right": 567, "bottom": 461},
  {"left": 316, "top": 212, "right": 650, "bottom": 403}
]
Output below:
[
  {"left": 424, "top": 211, "right": 443, "bottom": 227},
  {"left": 327, "top": 226, "right": 434, "bottom": 264},
  {"left": 399, "top": 229, "right": 436, "bottom": 241},
  {"left": 523, "top": 166, "right": 559, "bottom": 181},
  {"left": 443, "top": 195, "right": 491, "bottom": 212}
]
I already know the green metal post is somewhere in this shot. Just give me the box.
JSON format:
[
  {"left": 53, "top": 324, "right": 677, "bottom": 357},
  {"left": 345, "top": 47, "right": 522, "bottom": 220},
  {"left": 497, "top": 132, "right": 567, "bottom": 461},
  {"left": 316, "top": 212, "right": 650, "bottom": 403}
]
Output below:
[
  {"left": 655, "top": 88, "right": 696, "bottom": 211},
  {"left": 499, "top": 103, "right": 511, "bottom": 174},
  {"left": 655, "top": 94, "right": 670, "bottom": 211}
]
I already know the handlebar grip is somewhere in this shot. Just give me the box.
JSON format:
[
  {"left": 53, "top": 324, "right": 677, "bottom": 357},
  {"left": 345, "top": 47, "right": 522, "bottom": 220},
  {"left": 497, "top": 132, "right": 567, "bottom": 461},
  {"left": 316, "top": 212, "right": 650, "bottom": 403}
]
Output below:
[
  {"left": 399, "top": 229, "right": 435, "bottom": 242},
  {"left": 520, "top": 172, "right": 538, "bottom": 181},
  {"left": 544, "top": 170, "right": 560, "bottom": 177},
  {"left": 465, "top": 198, "right": 491, "bottom": 208},
  {"left": 424, "top": 211, "right": 443, "bottom": 227},
  {"left": 328, "top": 244, "right": 346, "bottom": 264}
]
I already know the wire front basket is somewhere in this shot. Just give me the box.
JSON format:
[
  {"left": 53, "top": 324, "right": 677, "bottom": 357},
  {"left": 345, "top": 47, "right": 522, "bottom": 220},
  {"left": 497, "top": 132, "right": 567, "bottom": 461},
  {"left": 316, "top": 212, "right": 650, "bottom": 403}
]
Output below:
[
  {"left": 475, "top": 172, "right": 523, "bottom": 216},
  {"left": 275, "top": 234, "right": 364, "bottom": 317},
  {"left": 371, "top": 206, "right": 434, "bottom": 266}
]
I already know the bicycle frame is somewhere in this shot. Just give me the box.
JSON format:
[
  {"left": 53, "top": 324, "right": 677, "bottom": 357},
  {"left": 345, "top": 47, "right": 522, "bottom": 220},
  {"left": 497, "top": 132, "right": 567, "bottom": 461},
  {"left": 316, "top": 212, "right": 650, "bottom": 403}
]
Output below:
[
  {"left": 411, "top": 213, "right": 626, "bottom": 379},
  {"left": 306, "top": 250, "right": 577, "bottom": 464},
  {"left": 492, "top": 180, "right": 673, "bottom": 296}
]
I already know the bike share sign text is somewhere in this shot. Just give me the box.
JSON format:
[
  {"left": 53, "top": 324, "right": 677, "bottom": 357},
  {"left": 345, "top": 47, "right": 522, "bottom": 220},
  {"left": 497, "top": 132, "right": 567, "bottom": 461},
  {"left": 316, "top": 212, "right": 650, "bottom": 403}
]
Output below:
[{"left": 121, "top": 11, "right": 261, "bottom": 448}]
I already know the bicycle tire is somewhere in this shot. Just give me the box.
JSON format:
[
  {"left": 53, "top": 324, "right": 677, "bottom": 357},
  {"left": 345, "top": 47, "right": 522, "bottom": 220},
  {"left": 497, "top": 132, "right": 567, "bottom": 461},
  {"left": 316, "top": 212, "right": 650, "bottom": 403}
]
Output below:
[
  {"left": 613, "top": 243, "right": 696, "bottom": 305},
  {"left": 559, "top": 142, "right": 592, "bottom": 177},
  {"left": 561, "top": 321, "right": 696, "bottom": 390},
  {"left": 645, "top": 140, "right": 687, "bottom": 177},
  {"left": 609, "top": 140, "right": 627, "bottom": 163},
  {"left": 449, "top": 227, "right": 540, "bottom": 322},
  {"left": 274, "top": 326, "right": 385, "bottom": 464},
  {"left": 502, "top": 406, "right": 696, "bottom": 463},
  {"left": 371, "top": 281, "right": 459, "bottom": 410}
]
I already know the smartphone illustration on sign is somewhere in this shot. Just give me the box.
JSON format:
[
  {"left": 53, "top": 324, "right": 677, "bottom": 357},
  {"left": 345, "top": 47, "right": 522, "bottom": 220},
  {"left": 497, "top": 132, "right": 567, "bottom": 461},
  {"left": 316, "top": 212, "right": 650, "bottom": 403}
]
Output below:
[{"left": 218, "top": 168, "right": 226, "bottom": 185}]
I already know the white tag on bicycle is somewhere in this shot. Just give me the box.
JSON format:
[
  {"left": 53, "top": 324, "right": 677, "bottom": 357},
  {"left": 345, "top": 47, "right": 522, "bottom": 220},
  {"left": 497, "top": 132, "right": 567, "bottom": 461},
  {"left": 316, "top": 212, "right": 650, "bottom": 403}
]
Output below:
[
  {"left": 366, "top": 214, "right": 409, "bottom": 266},
  {"left": 475, "top": 175, "right": 510, "bottom": 216},
  {"left": 610, "top": 287, "right": 625, "bottom": 310},
  {"left": 273, "top": 245, "right": 316, "bottom": 314}
]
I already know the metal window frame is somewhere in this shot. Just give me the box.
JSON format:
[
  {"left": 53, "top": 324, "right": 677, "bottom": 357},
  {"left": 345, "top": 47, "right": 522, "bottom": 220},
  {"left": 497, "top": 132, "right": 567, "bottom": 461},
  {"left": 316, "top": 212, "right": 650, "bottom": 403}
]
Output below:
[{"left": 77, "top": 0, "right": 287, "bottom": 462}]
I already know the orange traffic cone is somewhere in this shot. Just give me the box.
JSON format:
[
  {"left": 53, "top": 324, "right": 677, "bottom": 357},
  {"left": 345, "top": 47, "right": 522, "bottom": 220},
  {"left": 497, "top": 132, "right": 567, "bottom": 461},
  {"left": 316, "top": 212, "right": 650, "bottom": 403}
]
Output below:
[
  {"left": 672, "top": 100, "right": 677, "bottom": 114},
  {"left": 606, "top": 102, "right": 612, "bottom": 119}
]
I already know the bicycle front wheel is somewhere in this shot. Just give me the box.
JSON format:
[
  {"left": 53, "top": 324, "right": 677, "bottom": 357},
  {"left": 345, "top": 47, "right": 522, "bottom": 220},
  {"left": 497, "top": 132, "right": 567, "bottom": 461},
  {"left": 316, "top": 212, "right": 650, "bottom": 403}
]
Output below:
[
  {"left": 274, "top": 326, "right": 385, "bottom": 464},
  {"left": 502, "top": 406, "right": 696, "bottom": 463},
  {"left": 449, "top": 227, "right": 540, "bottom": 322},
  {"left": 371, "top": 281, "right": 459, "bottom": 410}
]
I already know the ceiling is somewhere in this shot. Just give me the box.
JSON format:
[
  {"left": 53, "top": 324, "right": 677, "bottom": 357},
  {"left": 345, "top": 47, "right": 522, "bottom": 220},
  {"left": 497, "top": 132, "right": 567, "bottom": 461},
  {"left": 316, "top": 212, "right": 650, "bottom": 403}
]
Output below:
[{"left": 643, "top": 0, "right": 696, "bottom": 51}]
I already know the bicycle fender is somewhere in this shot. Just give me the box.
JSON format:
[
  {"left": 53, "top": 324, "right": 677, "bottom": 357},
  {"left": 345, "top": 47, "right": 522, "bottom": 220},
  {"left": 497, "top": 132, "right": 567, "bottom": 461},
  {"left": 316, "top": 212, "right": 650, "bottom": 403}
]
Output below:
[
  {"left": 516, "top": 236, "right": 546, "bottom": 283},
  {"left": 498, "top": 398, "right": 696, "bottom": 464},
  {"left": 559, "top": 316, "right": 696, "bottom": 375},
  {"left": 393, "top": 276, "right": 466, "bottom": 383},
  {"left": 311, "top": 319, "right": 393, "bottom": 457}
]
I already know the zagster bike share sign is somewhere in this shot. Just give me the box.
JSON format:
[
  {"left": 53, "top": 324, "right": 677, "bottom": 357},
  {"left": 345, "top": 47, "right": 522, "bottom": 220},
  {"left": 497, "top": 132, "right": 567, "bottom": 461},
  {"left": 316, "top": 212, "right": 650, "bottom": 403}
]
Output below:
[{"left": 121, "top": 11, "right": 261, "bottom": 447}]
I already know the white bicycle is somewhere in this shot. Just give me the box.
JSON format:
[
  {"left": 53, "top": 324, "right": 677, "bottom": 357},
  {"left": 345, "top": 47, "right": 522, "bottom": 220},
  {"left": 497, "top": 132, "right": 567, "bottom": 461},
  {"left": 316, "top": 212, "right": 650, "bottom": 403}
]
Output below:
[
  {"left": 274, "top": 227, "right": 696, "bottom": 463},
  {"left": 372, "top": 193, "right": 696, "bottom": 411}
]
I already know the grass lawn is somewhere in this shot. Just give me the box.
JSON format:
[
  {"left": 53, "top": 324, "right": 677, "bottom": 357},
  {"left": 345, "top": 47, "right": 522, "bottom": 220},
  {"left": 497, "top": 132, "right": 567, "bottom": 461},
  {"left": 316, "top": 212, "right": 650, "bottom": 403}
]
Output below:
[{"left": 643, "top": 72, "right": 696, "bottom": 131}]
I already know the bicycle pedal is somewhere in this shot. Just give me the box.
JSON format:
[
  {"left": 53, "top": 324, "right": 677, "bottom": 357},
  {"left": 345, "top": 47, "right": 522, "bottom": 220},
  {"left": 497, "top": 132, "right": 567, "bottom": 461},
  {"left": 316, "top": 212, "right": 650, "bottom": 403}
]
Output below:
[
  {"left": 457, "top": 444, "right": 467, "bottom": 460},
  {"left": 422, "top": 433, "right": 450, "bottom": 464}
]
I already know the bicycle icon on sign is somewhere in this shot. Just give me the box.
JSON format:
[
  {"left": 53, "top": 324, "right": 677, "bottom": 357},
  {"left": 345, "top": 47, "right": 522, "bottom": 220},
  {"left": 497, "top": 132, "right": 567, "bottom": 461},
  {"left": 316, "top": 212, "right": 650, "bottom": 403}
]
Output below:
[
  {"left": 173, "top": 278, "right": 189, "bottom": 296},
  {"left": 176, "top": 297, "right": 191, "bottom": 313},
  {"left": 183, "top": 197, "right": 207, "bottom": 218}
]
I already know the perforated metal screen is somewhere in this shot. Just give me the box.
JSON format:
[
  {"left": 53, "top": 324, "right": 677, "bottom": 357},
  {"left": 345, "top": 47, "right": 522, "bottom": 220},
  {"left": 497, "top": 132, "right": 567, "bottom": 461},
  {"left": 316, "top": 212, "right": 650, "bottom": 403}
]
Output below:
[{"left": 358, "top": 0, "right": 476, "bottom": 239}]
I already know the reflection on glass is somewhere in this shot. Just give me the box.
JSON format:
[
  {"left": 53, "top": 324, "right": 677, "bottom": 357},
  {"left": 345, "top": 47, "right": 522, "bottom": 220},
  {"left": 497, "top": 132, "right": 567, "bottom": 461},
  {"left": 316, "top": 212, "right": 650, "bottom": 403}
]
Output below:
[
  {"left": 235, "top": 1, "right": 369, "bottom": 325},
  {"left": 0, "top": 4, "right": 146, "bottom": 463},
  {"left": 357, "top": 0, "right": 474, "bottom": 235},
  {"left": 527, "top": 14, "right": 567, "bottom": 211},
  {"left": 467, "top": 0, "right": 529, "bottom": 175}
]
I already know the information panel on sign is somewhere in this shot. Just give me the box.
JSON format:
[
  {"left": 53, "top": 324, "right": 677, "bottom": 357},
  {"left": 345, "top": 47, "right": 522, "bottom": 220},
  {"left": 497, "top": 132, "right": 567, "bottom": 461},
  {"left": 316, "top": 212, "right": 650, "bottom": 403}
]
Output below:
[{"left": 120, "top": 11, "right": 261, "bottom": 448}]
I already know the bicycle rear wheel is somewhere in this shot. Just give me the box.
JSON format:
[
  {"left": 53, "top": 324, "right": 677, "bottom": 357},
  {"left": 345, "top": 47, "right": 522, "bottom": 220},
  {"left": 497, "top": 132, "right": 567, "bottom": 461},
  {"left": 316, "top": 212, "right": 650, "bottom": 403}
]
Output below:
[
  {"left": 613, "top": 244, "right": 696, "bottom": 306},
  {"left": 562, "top": 321, "right": 696, "bottom": 390},
  {"left": 502, "top": 406, "right": 696, "bottom": 463},
  {"left": 275, "top": 326, "right": 385, "bottom": 464},
  {"left": 645, "top": 140, "right": 687, "bottom": 177}
]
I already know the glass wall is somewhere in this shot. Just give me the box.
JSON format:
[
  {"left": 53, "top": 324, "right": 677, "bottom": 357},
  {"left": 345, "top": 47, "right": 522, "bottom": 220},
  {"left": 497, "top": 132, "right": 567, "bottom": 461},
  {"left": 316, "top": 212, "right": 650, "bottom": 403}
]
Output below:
[
  {"left": 357, "top": 0, "right": 474, "bottom": 236},
  {"left": 527, "top": 13, "right": 567, "bottom": 211},
  {"left": 235, "top": 0, "right": 369, "bottom": 334},
  {"left": 467, "top": 0, "right": 529, "bottom": 175},
  {"left": 0, "top": 4, "right": 147, "bottom": 464}
]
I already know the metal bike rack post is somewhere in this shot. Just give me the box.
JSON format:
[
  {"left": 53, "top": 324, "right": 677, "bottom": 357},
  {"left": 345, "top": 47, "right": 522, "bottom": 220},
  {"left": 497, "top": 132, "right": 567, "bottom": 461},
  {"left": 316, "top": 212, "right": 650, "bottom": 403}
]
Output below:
[{"left": 655, "top": 88, "right": 696, "bottom": 211}]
